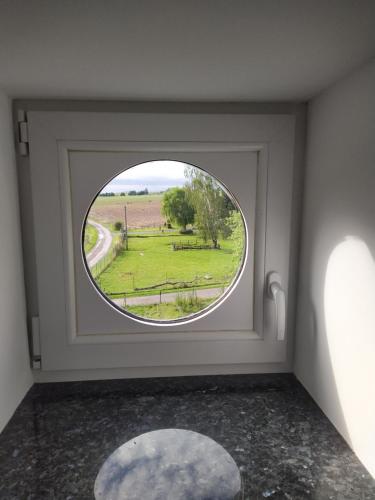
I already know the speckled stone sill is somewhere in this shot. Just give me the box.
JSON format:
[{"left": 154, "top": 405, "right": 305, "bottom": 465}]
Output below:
[{"left": 0, "top": 373, "right": 374, "bottom": 499}]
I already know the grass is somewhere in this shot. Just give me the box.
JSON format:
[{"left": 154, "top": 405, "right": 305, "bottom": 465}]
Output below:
[
  {"left": 125, "top": 296, "right": 217, "bottom": 320},
  {"left": 106, "top": 282, "right": 226, "bottom": 299},
  {"left": 84, "top": 223, "right": 98, "bottom": 254},
  {"left": 89, "top": 192, "right": 245, "bottom": 321},
  {"left": 128, "top": 226, "right": 170, "bottom": 233},
  {"left": 175, "top": 292, "right": 213, "bottom": 313},
  {"left": 89, "top": 232, "right": 123, "bottom": 279},
  {"left": 95, "top": 231, "right": 241, "bottom": 296}
]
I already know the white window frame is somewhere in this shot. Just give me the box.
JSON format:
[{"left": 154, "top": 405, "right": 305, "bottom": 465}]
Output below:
[{"left": 26, "top": 111, "right": 296, "bottom": 373}]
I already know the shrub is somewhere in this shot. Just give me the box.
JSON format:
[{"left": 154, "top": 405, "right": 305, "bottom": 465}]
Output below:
[
  {"left": 114, "top": 221, "right": 123, "bottom": 231},
  {"left": 175, "top": 291, "right": 206, "bottom": 313}
]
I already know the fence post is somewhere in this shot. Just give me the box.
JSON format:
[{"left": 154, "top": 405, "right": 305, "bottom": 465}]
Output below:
[{"left": 159, "top": 290, "right": 162, "bottom": 304}]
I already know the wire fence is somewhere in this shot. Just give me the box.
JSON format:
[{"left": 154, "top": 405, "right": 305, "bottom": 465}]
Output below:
[
  {"left": 172, "top": 239, "right": 221, "bottom": 250},
  {"left": 90, "top": 238, "right": 124, "bottom": 279}
]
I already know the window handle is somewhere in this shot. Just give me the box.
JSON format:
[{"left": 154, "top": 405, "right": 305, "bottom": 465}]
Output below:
[{"left": 267, "top": 272, "right": 286, "bottom": 341}]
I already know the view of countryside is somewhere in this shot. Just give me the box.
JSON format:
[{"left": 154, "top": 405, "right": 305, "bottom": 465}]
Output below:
[{"left": 83, "top": 161, "right": 246, "bottom": 322}]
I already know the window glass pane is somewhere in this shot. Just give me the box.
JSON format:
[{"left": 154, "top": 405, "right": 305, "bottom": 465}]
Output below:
[{"left": 82, "top": 161, "right": 247, "bottom": 325}]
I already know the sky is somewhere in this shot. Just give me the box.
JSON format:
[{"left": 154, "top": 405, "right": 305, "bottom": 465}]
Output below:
[{"left": 102, "top": 160, "right": 188, "bottom": 193}]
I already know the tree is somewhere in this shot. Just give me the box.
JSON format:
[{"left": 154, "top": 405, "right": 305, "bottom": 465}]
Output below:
[
  {"left": 225, "top": 211, "right": 245, "bottom": 261},
  {"left": 162, "top": 187, "right": 195, "bottom": 231},
  {"left": 184, "top": 167, "right": 233, "bottom": 248},
  {"left": 99, "top": 192, "right": 115, "bottom": 197}
]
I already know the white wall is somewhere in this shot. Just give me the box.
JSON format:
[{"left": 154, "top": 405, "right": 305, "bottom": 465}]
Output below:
[
  {"left": 295, "top": 58, "right": 375, "bottom": 477},
  {"left": 0, "top": 89, "right": 33, "bottom": 432}
]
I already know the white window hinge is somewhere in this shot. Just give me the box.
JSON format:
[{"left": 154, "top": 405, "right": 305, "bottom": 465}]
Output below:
[
  {"left": 17, "top": 109, "right": 29, "bottom": 157},
  {"left": 31, "top": 316, "right": 41, "bottom": 369}
]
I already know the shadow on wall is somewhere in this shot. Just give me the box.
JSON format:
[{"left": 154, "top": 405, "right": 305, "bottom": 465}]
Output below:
[{"left": 324, "top": 236, "right": 375, "bottom": 477}]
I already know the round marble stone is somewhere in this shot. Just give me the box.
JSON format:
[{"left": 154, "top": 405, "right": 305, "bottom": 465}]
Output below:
[{"left": 94, "top": 428, "right": 242, "bottom": 500}]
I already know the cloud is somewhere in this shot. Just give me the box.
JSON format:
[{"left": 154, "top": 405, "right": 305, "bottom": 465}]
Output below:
[
  {"left": 108, "top": 176, "right": 184, "bottom": 187},
  {"left": 103, "top": 160, "right": 188, "bottom": 192}
]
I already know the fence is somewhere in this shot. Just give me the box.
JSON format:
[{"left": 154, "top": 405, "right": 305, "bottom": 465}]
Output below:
[
  {"left": 90, "top": 238, "right": 124, "bottom": 279},
  {"left": 172, "top": 240, "right": 221, "bottom": 251}
]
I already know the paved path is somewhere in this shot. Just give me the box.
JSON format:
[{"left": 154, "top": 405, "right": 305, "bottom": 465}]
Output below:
[
  {"left": 113, "top": 286, "right": 226, "bottom": 307},
  {"left": 86, "top": 220, "right": 113, "bottom": 268}
]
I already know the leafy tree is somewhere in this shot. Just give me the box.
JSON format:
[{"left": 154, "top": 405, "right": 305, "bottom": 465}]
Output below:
[
  {"left": 162, "top": 187, "right": 195, "bottom": 231},
  {"left": 184, "top": 167, "right": 233, "bottom": 248},
  {"left": 128, "top": 190, "right": 137, "bottom": 196},
  {"left": 226, "top": 211, "right": 246, "bottom": 261},
  {"left": 114, "top": 221, "right": 123, "bottom": 231}
]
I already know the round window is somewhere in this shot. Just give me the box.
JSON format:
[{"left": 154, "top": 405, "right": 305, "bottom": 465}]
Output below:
[{"left": 82, "top": 161, "right": 247, "bottom": 325}]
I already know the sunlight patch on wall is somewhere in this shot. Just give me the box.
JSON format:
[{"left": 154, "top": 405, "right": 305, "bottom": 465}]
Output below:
[{"left": 324, "top": 236, "right": 375, "bottom": 477}]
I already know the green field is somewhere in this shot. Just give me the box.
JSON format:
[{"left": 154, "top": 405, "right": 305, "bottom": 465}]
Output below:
[
  {"left": 84, "top": 223, "right": 98, "bottom": 254},
  {"left": 125, "top": 296, "right": 217, "bottom": 320},
  {"left": 95, "top": 231, "right": 240, "bottom": 296},
  {"left": 86, "top": 185, "right": 246, "bottom": 321}
]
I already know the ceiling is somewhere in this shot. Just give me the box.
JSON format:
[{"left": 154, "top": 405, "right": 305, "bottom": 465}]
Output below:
[{"left": 1, "top": 0, "right": 375, "bottom": 102}]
